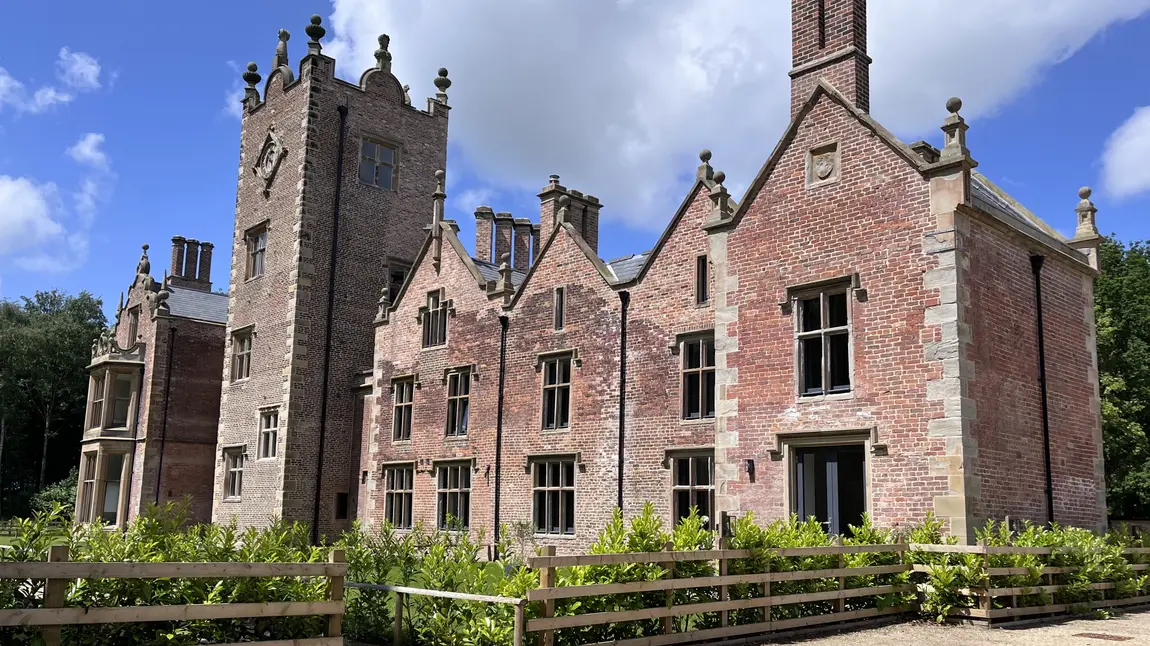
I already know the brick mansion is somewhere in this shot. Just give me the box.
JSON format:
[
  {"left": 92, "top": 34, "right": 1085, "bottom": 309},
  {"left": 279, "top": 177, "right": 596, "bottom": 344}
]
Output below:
[{"left": 75, "top": 0, "right": 1107, "bottom": 548}]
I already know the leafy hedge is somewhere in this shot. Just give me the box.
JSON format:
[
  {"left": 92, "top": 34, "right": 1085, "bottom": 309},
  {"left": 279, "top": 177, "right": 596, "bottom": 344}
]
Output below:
[{"left": 3, "top": 503, "right": 1150, "bottom": 645}]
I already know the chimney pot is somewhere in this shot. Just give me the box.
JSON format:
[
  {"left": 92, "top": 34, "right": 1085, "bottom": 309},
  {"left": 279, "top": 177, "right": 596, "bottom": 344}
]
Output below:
[
  {"left": 183, "top": 239, "right": 200, "bottom": 281},
  {"left": 197, "top": 242, "right": 214, "bottom": 288},
  {"left": 170, "top": 236, "right": 186, "bottom": 278}
]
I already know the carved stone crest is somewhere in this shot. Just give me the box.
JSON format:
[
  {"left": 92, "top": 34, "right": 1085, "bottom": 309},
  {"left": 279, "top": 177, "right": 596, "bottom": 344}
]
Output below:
[
  {"left": 254, "top": 125, "right": 287, "bottom": 196},
  {"left": 814, "top": 154, "right": 835, "bottom": 181},
  {"left": 808, "top": 143, "right": 839, "bottom": 186}
]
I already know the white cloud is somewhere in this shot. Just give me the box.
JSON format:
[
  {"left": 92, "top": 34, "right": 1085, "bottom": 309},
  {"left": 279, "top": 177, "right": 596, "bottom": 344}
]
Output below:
[
  {"left": 453, "top": 187, "right": 495, "bottom": 214},
  {"left": 325, "top": 0, "right": 1150, "bottom": 231},
  {"left": 0, "top": 176, "right": 64, "bottom": 257},
  {"left": 56, "top": 47, "right": 101, "bottom": 90},
  {"left": 66, "top": 133, "right": 109, "bottom": 171},
  {"left": 1102, "top": 106, "right": 1150, "bottom": 200},
  {"left": 222, "top": 61, "right": 246, "bottom": 119}
]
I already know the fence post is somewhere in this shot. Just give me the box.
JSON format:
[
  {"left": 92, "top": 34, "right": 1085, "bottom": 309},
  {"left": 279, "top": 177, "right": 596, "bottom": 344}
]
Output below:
[
  {"left": 327, "top": 549, "right": 345, "bottom": 638},
  {"left": 834, "top": 536, "right": 846, "bottom": 613},
  {"left": 393, "top": 591, "right": 404, "bottom": 645},
  {"left": 978, "top": 538, "right": 992, "bottom": 618},
  {"left": 41, "top": 544, "right": 69, "bottom": 646},
  {"left": 540, "top": 545, "right": 556, "bottom": 646},
  {"left": 514, "top": 598, "right": 527, "bottom": 646},
  {"left": 764, "top": 554, "right": 772, "bottom": 627},
  {"left": 719, "top": 537, "right": 729, "bottom": 627},
  {"left": 663, "top": 541, "right": 675, "bottom": 635}
]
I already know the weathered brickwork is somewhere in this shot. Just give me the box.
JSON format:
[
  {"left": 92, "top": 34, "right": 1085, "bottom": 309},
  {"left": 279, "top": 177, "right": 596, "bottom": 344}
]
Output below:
[
  {"left": 75, "top": 3, "right": 1106, "bottom": 544},
  {"left": 213, "top": 26, "right": 449, "bottom": 538}
]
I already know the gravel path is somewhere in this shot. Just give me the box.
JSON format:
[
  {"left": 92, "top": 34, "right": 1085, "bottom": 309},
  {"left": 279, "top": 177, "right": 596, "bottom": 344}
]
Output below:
[{"left": 763, "top": 611, "right": 1150, "bottom": 645}]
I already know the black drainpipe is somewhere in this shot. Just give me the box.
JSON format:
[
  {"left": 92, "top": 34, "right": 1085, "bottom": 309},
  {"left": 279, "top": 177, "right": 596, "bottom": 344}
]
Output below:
[
  {"left": 154, "top": 326, "right": 177, "bottom": 505},
  {"left": 312, "top": 104, "right": 350, "bottom": 544},
  {"left": 617, "top": 291, "right": 630, "bottom": 511},
  {"left": 1030, "top": 255, "right": 1055, "bottom": 526},
  {"left": 493, "top": 315, "right": 509, "bottom": 559}
]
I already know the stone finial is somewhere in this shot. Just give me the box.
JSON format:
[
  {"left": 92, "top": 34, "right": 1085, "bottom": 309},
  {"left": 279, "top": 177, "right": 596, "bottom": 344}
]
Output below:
[
  {"left": 434, "top": 68, "right": 451, "bottom": 101},
  {"left": 402, "top": 84, "right": 412, "bottom": 105},
  {"left": 710, "top": 170, "right": 732, "bottom": 218},
  {"left": 940, "top": 96, "right": 971, "bottom": 160},
  {"left": 137, "top": 244, "right": 151, "bottom": 276},
  {"left": 431, "top": 169, "right": 446, "bottom": 270},
  {"left": 495, "top": 252, "right": 515, "bottom": 301},
  {"left": 1074, "top": 186, "right": 1099, "bottom": 239},
  {"left": 118, "top": 291, "right": 124, "bottom": 312},
  {"left": 375, "top": 34, "right": 393, "bottom": 72},
  {"left": 376, "top": 283, "right": 391, "bottom": 322},
  {"left": 557, "top": 194, "right": 571, "bottom": 223},
  {"left": 697, "top": 149, "right": 714, "bottom": 182},
  {"left": 274, "top": 29, "right": 290, "bottom": 70},
  {"left": 306, "top": 15, "right": 326, "bottom": 54},
  {"left": 242, "top": 62, "right": 262, "bottom": 104}
]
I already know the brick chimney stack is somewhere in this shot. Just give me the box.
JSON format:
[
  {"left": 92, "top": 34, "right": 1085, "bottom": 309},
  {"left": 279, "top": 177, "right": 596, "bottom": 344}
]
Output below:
[
  {"left": 474, "top": 207, "right": 494, "bottom": 263},
  {"left": 493, "top": 212, "right": 513, "bottom": 265},
  {"left": 167, "top": 236, "right": 214, "bottom": 291},
  {"left": 512, "top": 218, "right": 532, "bottom": 271},
  {"left": 538, "top": 174, "right": 602, "bottom": 256},
  {"left": 789, "top": 0, "right": 870, "bottom": 118}
]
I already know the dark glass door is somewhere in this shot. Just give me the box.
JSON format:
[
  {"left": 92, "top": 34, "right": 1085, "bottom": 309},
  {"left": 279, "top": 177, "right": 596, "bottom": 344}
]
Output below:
[{"left": 795, "top": 445, "right": 866, "bottom": 536}]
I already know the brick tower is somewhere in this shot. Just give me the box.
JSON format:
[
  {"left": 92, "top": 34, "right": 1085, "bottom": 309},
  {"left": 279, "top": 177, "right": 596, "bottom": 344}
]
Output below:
[{"left": 212, "top": 16, "right": 450, "bottom": 540}]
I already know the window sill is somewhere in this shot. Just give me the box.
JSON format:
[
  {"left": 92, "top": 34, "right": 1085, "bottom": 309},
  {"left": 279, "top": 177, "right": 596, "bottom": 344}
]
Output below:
[
  {"left": 244, "top": 275, "right": 263, "bottom": 284},
  {"left": 445, "top": 436, "right": 469, "bottom": 444},
  {"left": 221, "top": 497, "right": 243, "bottom": 504},
  {"left": 540, "top": 428, "right": 571, "bottom": 436},
  {"left": 420, "top": 345, "right": 447, "bottom": 352},
  {"left": 797, "top": 391, "right": 854, "bottom": 403},
  {"left": 392, "top": 439, "right": 413, "bottom": 446},
  {"left": 679, "top": 417, "right": 716, "bottom": 427},
  {"left": 535, "top": 533, "right": 578, "bottom": 540},
  {"left": 230, "top": 378, "right": 251, "bottom": 386},
  {"left": 256, "top": 456, "right": 277, "bottom": 461}
]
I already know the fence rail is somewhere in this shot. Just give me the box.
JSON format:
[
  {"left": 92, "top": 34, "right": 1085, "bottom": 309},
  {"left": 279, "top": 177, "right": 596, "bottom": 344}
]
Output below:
[{"left": 0, "top": 546, "right": 346, "bottom": 646}]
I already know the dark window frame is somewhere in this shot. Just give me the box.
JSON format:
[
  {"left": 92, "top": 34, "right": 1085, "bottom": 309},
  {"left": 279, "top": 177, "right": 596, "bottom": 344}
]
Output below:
[
  {"left": 795, "top": 286, "right": 852, "bottom": 397},
  {"left": 383, "top": 464, "right": 414, "bottom": 529},
  {"left": 541, "top": 354, "right": 572, "bottom": 431},
  {"left": 224, "top": 449, "right": 245, "bottom": 499},
  {"left": 445, "top": 368, "right": 471, "bottom": 438},
  {"left": 681, "top": 336, "right": 716, "bottom": 421},
  {"left": 392, "top": 377, "right": 414, "bottom": 442},
  {"left": 245, "top": 225, "right": 268, "bottom": 280},
  {"left": 436, "top": 462, "right": 472, "bottom": 530},
  {"left": 358, "top": 138, "right": 399, "bottom": 190},
  {"left": 553, "top": 286, "right": 566, "bottom": 330},
  {"left": 695, "top": 255, "right": 710, "bottom": 305},
  {"left": 421, "top": 291, "right": 449, "bottom": 348},
  {"left": 671, "top": 452, "right": 715, "bottom": 528},
  {"left": 532, "top": 459, "right": 576, "bottom": 536}
]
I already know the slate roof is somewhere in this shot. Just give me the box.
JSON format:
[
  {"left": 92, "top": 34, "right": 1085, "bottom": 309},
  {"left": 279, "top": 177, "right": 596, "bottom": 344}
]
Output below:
[
  {"left": 166, "top": 286, "right": 229, "bottom": 324},
  {"left": 472, "top": 258, "right": 527, "bottom": 288},
  {"left": 971, "top": 171, "right": 1066, "bottom": 242},
  {"left": 605, "top": 252, "right": 649, "bottom": 283}
]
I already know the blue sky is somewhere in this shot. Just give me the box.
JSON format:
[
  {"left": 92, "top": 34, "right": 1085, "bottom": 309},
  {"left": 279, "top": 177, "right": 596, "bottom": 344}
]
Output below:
[{"left": 2, "top": 1, "right": 1149, "bottom": 318}]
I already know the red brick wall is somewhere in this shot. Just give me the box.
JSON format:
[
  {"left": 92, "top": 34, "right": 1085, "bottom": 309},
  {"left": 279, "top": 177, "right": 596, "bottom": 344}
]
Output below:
[
  {"left": 624, "top": 184, "right": 716, "bottom": 525},
  {"left": 719, "top": 91, "right": 945, "bottom": 530},
  {"left": 966, "top": 218, "right": 1105, "bottom": 530},
  {"left": 363, "top": 236, "right": 501, "bottom": 541},
  {"left": 501, "top": 227, "right": 621, "bottom": 554}
]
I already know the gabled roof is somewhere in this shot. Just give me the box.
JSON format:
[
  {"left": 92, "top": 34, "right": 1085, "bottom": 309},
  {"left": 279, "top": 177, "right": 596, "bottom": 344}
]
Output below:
[
  {"left": 505, "top": 219, "right": 617, "bottom": 309},
  {"left": 605, "top": 252, "right": 649, "bottom": 283},
  {"left": 167, "top": 286, "right": 229, "bottom": 324},
  {"left": 473, "top": 258, "right": 527, "bottom": 288},
  {"left": 382, "top": 221, "right": 497, "bottom": 321}
]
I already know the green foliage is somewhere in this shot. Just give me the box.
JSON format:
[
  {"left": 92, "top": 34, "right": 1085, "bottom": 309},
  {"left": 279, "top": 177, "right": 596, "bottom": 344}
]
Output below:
[
  {"left": 29, "top": 468, "right": 78, "bottom": 518},
  {"left": 1096, "top": 237, "right": 1150, "bottom": 518}
]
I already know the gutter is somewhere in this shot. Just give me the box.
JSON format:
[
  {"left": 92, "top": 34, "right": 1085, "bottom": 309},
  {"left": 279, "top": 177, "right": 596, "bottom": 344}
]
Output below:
[
  {"left": 312, "top": 103, "right": 350, "bottom": 544},
  {"left": 493, "top": 315, "right": 509, "bottom": 558},
  {"left": 1030, "top": 255, "right": 1056, "bottom": 525},
  {"left": 617, "top": 290, "right": 630, "bottom": 510}
]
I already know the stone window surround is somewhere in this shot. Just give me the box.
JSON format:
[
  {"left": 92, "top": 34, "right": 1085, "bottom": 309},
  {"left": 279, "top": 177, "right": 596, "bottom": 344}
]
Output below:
[
  {"left": 418, "top": 289, "right": 453, "bottom": 349},
  {"left": 230, "top": 324, "right": 256, "bottom": 383},
  {"left": 220, "top": 443, "right": 248, "bottom": 502},
  {"left": 537, "top": 350, "right": 578, "bottom": 432},
  {"left": 665, "top": 447, "right": 716, "bottom": 529},
  {"left": 381, "top": 461, "right": 415, "bottom": 530},
  {"left": 782, "top": 274, "right": 864, "bottom": 402},
  {"left": 390, "top": 374, "right": 418, "bottom": 444},
  {"left": 358, "top": 133, "right": 402, "bottom": 192},
  {"left": 530, "top": 457, "right": 578, "bottom": 538},
  {"left": 76, "top": 444, "right": 133, "bottom": 529},
  {"left": 86, "top": 365, "right": 142, "bottom": 433},
  {"left": 244, "top": 220, "right": 270, "bottom": 282},
  {"left": 769, "top": 428, "right": 878, "bottom": 523},
  {"left": 678, "top": 332, "right": 717, "bottom": 423},
  {"left": 256, "top": 405, "right": 280, "bottom": 460}
]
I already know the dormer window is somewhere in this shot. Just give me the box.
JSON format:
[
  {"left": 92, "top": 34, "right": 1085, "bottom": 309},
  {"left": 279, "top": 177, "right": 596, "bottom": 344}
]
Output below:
[{"left": 359, "top": 139, "right": 398, "bottom": 190}]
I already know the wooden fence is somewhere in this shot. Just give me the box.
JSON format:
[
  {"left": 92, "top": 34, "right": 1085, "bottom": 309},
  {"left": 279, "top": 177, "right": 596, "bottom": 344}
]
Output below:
[
  {"left": 0, "top": 546, "right": 347, "bottom": 646},
  {"left": 910, "top": 542, "right": 1150, "bottom": 623},
  {"left": 525, "top": 539, "right": 913, "bottom": 646},
  {"left": 346, "top": 581, "right": 527, "bottom": 646}
]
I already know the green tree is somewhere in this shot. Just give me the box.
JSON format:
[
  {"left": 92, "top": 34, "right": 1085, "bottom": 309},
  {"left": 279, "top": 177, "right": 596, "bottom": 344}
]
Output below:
[
  {"left": 0, "top": 290, "right": 105, "bottom": 517},
  {"left": 1096, "top": 237, "right": 1150, "bottom": 518}
]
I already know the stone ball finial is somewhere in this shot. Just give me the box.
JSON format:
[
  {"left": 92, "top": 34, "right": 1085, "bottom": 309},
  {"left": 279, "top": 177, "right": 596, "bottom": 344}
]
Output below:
[
  {"left": 714, "top": 170, "right": 726, "bottom": 185},
  {"left": 946, "top": 97, "right": 963, "bottom": 115},
  {"left": 699, "top": 149, "right": 712, "bottom": 163},
  {"left": 558, "top": 195, "right": 571, "bottom": 207},
  {"left": 278, "top": 29, "right": 290, "bottom": 42},
  {"left": 142, "top": 244, "right": 149, "bottom": 252},
  {"left": 500, "top": 252, "right": 511, "bottom": 265},
  {"left": 306, "top": 15, "right": 326, "bottom": 42},
  {"left": 243, "top": 62, "right": 262, "bottom": 87},
  {"left": 435, "top": 169, "right": 446, "bottom": 182},
  {"left": 434, "top": 68, "right": 451, "bottom": 92},
  {"left": 1079, "top": 186, "right": 1092, "bottom": 200}
]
